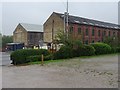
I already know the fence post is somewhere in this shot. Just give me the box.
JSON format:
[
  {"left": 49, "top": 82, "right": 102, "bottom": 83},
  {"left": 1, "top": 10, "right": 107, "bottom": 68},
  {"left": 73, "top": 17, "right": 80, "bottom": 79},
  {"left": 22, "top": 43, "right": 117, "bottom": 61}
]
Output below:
[{"left": 41, "top": 54, "right": 44, "bottom": 66}]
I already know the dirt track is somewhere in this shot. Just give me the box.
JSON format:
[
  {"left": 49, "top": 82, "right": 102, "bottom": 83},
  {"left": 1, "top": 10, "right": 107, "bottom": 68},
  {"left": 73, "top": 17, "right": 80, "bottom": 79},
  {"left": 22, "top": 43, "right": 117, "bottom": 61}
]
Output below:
[{"left": 2, "top": 54, "right": 118, "bottom": 88}]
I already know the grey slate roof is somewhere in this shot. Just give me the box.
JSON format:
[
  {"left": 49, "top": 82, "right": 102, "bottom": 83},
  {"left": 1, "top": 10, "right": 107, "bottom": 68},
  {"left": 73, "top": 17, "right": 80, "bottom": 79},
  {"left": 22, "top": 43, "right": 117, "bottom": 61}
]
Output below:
[
  {"left": 20, "top": 23, "right": 43, "bottom": 32},
  {"left": 54, "top": 12, "right": 120, "bottom": 30}
]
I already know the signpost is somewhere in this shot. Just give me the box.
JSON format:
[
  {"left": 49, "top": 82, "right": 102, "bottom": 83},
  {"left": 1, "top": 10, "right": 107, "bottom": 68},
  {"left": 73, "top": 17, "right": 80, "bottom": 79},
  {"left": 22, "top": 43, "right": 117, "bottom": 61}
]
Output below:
[
  {"left": 39, "top": 40, "right": 44, "bottom": 66},
  {"left": 41, "top": 54, "right": 44, "bottom": 66}
]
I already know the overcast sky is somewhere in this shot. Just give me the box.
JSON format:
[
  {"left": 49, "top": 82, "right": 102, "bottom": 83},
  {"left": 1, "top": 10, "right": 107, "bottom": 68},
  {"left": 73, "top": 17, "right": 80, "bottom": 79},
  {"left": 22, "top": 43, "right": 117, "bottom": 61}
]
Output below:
[{"left": 0, "top": 0, "right": 119, "bottom": 35}]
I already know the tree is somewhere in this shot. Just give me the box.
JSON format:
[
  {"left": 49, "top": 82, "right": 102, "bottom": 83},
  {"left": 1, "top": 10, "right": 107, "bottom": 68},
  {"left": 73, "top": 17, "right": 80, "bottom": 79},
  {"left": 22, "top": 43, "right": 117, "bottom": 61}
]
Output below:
[
  {"left": 2, "top": 35, "right": 13, "bottom": 48},
  {"left": 0, "top": 33, "right": 2, "bottom": 48},
  {"left": 103, "top": 36, "right": 119, "bottom": 48},
  {"left": 55, "top": 30, "right": 82, "bottom": 48}
]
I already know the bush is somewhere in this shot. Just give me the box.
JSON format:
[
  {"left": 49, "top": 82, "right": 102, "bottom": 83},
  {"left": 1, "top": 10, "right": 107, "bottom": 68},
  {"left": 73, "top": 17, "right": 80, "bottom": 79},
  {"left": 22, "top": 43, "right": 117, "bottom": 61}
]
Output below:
[
  {"left": 26, "top": 55, "right": 41, "bottom": 62},
  {"left": 90, "top": 43, "right": 111, "bottom": 55},
  {"left": 116, "top": 47, "right": 120, "bottom": 53},
  {"left": 53, "top": 44, "right": 95, "bottom": 60},
  {"left": 110, "top": 47, "right": 117, "bottom": 53},
  {"left": 44, "top": 54, "right": 53, "bottom": 60},
  {"left": 72, "top": 45, "right": 95, "bottom": 57},
  {"left": 53, "top": 45, "right": 73, "bottom": 59},
  {"left": 10, "top": 49, "right": 50, "bottom": 65},
  {"left": 26, "top": 54, "right": 53, "bottom": 62},
  {"left": 82, "top": 45, "right": 95, "bottom": 56}
]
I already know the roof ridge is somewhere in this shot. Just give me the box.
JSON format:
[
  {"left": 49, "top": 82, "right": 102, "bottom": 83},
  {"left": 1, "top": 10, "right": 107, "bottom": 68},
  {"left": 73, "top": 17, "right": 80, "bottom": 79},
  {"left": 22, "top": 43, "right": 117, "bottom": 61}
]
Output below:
[
  {"left": 54, "top": 12, "right": 119, "bottom": 29},
  {"left": 20, "top": 23, "right": 41, "bottom": 26},
  {"left": 19, "top": 23, "right": 43, "bottom": 32},
  {"left": 54, "top": 12, "right": 118, "bottom": 26}
]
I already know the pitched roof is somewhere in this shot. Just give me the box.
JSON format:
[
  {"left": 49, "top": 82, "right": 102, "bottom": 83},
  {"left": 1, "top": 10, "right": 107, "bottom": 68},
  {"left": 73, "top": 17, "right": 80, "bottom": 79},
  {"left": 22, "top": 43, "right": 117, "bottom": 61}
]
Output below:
[
  {"left": 54, "top": 12, "right": 120, "bottom": 30},
  {"left": 20, "top": 23, "right": 43, "bottom": 32}
]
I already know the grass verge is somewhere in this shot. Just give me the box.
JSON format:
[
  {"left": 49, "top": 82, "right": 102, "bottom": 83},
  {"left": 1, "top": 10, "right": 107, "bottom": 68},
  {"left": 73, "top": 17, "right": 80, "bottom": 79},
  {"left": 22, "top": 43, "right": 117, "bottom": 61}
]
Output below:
[
  {"left": 28, "top": 59, "right": 65, "bottom": 65},
  {"left": 28, "top": 53, "right": 119, "bottom": 65}
]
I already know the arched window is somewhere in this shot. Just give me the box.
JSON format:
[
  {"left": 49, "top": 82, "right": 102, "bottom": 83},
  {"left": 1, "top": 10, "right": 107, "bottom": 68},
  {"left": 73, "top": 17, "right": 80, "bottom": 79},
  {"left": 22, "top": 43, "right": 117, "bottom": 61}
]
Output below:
[
  {"left": 92, "top": 29, "right": 94, "bottom": 36},
  {"left": 109, "top": 31, "right": 111, "bottom": 37},
  {"left": 85, "top": 40, "right": 88, "bottom": 44},
  {"left": 86, "top": 28, "right": 88, "bottom": 36},
  {"left": 113, "top": 32, "right": 115, "bottom": 36},
  {"left": 92, "top": 40, "right": 94, "bottom": 43},
  {"left": 69, "top": 26, "right": 73, "bottom": 33},
  {"left": 78, "top": 27, "right": 81, "bottom": 34},
  {"left": 98, "top": 30, "right": 101, "bottom": 36},
  {"left": 104, "top": 31, "right": 106, "bottom": 36}
]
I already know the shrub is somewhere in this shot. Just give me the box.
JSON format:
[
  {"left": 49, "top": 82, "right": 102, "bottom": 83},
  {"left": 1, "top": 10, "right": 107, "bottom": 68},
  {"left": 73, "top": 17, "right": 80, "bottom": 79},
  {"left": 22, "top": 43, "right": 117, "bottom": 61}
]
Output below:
[
  {"left": 10, "top": 49, "right": 50, "bottom": 65},
  {"left": 110, "top": 47, "right": 117, "bottom": 53},
  {"left": 53, "top": 44, "right": 95, "bottom": 60},
  {"left": 26, "top": 54, "right": 53, "bottom": 62},
  {"left": 90, "top": 43, "right": 111, "bottom": 55},
  {"left": 26, "top": 55, "right": 41, "bottom": 62},
  {"left": 82, "top": 45, "right": 95, "bottom": 56},
  {"left": 72, "top": 45, "right": 95, "bottom": 57},
  {"left": 53, "top": 45, "right": 73, "bottom": 59},
  {"left": 44, "top": 54, "right": 53, "bottom": 60},
  {"left": 116, "top": 47, "right": 120, "bottom": 53}
]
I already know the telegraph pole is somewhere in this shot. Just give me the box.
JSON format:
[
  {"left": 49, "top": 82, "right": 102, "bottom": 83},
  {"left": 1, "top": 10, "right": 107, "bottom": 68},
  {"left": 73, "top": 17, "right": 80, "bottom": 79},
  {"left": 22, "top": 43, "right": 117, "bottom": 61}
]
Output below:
[
  {"left": 66, "top": 0, "right": 69, "bottom": 39},
  {"left": 64, "top": 12, "right": 66, "bottom": 34},
  {"left": 63, "top": 0, "right": 69, "bottom": 39}
]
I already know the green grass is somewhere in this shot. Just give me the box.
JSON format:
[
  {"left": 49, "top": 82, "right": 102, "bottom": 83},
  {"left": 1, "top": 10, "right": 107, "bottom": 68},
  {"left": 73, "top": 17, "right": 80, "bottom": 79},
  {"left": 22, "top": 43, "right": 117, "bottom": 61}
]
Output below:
[
  {"left": 28, "top": 59, "right": 65, "bottom": 65},
  {"left": 79, "top": 53, "right": 119, "bottom": 59},
  {"left": 27, "top": 53, "right": 119, "bottom": 65}
]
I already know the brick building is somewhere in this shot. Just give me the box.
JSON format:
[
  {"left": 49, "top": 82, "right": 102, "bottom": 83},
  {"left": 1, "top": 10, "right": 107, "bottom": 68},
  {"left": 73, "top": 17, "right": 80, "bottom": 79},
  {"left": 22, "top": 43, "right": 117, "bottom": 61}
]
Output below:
[
  {"left": 44, "top": 12, "right": 120, "bottom": 44},
  {"left": 13, "top": 23, "right": 43, "bottom": 47}
]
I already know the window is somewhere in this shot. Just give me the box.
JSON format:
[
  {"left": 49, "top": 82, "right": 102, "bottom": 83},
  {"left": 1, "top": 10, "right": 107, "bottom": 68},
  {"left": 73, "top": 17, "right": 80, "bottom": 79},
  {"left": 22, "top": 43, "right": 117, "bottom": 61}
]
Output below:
[
  {"left": 86, "top": 28, "right": 88, "bottom": 36},
  {"left": 98, "top": 40, "right": 100, "bottom": 42},
  {"left": 98, "top": 30, "right": 101, "bottom": 37},
  {"left": 109, "top": 31, "right": 111, "bottom": 37},
  {"left": 85, "top": 40, "right": 88, "bottom": 44},
  {"left": 113, "top": 32, "right": 115, "bottom": 36},
  {"left": 69, "top": 26, "right": 73, "bottom": 33},
  {"left": 104, "top": 31, "right": 106, "bottom": 36},
  {"left": 92, "top": 29, "right": 94, "bottom": 36},
  {"left": 92, "top": 40, "right": 94, "bottom": 43},
  {"left": 78, "top": 27, "right": 81, "bottom": 34}
]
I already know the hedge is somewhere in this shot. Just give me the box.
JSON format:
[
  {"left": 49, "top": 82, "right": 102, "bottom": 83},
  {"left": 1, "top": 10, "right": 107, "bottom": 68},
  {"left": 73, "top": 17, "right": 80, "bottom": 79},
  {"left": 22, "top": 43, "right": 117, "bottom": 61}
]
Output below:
[
  {"left": 90, "top": 43, "right": 111, "bottom": 55},
  {"left": 53, "top": 44, "right": 95, "bottom": 60},
  {"left": 72, "top": 45, "right": 95, "bottom": 57},
  {"left": 110, "top": 47, "right": 117, "bottom": 53},
  {"left": 53, "top": 45, "right": 73, "bottom": 59},
  {"left": 116, "top": 47, "right": 120, "bottom": 53},
  {"left": 26, "top": 54, "right": 53, "bottom": 62},
  {"left": 82, "top": 45, "right": 95, "bottom": 56},
  {"left": 10, "top": 49, "right": 50, "bottom": 65}
]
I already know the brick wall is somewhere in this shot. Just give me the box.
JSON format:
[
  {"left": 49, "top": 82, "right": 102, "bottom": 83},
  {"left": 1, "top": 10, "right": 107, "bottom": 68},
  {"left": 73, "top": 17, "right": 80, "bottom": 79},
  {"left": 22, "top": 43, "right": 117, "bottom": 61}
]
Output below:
[
  {"left": 44, "top": 12, "right": 119, "bottom": 44},
  {"left": 68, "top": 24, "right": 119, "bottom": 44}
]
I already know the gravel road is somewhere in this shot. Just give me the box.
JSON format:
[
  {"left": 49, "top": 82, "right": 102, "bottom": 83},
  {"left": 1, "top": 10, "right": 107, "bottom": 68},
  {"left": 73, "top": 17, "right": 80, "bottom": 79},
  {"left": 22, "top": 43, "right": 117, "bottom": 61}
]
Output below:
[{"left": 2, "top": 54, "right": 118, "bottom": 88}]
